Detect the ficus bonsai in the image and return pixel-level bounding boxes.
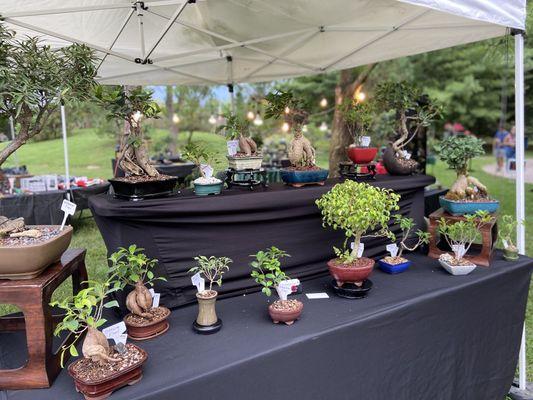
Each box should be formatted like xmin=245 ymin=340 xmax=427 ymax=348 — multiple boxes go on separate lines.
xmin=389 ymin=214 xmax=430 ymax=259
xmin=338 ymin=98 xmax=375 ymax=146
xmin=181 ymin=142 xmax=217 ymax=179
xmin=217 ymin=113 xmax=259 ymax=156
xmin=250 ymin=246 xmax=290 ymax=297
xmin=0 ymin=23 xmax=97 ymax=166
xmin=188 ymin=255 xmax=232 ymax=296
xmin=498 ymin=215 xmax=523 ymax=260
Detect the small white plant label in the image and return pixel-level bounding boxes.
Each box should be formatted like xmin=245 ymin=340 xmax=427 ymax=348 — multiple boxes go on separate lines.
xmin=277 ymin=279 xmax=299 ymax=301
xmin=114 ymin=333 xmax=128 ymax=347
xmin=502 ymin=239 xmax=509 ymax=248
xmin=60 ymin=199 xmax=77 ymax=230
xmin=386 ymin=243 xmax=399 ymax=257
xmin=149 ymin=288 xmax=160 ymax=308
xmin=8 ymin=177 xmax=15 ymax=194
xmin=451 ymin=244 xmax=466 ymax=259
xmin=351 ymin=242 xmax=365 ymax=258
xmin=191 ymin=272 xmax=205 ymax=292
xmin=306 ymin=292 xmax=329 ymax=299
xmin=200 ymin=164 xmax=214 ymax=178
xmin=227 ymin=140 xmax=239 ymax=156
xmin=103 ymin=321 xmax=127 ymax=340
xmin=360 ymin=136 xmax=371 ymax=147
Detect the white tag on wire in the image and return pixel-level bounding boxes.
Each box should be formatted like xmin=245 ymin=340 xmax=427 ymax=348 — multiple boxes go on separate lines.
xmin=149 ymin=288 xmax=160 ymax=308
xmin=60 ymin=199 xmax=77 ymax=230
xmin=200 ymin=164 xmax=213 ymax=178
xmin=350 ymin=242 xmax=365 ymax=258
xmin=191 ymin=273 xmax=205 ymax=292
xmin=386 ymin=243 xmax=399 ymax=257
xmin=102 ymin=321 xmax=127 ymax=339
xmin=360 ymin=136 xmax=371 ymax=147
xmin=227 ymin=140 xmax=239 ymax=156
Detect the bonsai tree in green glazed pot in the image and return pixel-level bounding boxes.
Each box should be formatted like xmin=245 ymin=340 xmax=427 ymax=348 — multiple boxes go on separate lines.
xmin=188 ymin=255 xmax=232 ymax=334
xmin=182 ymin=142 xmax=223 ymax=196
xmin=250 ymin=247 xmax=303 ymax=325
xmin=316 ymin=181 xmax=399 ymax=295
xmin=498 ymin=215 xmax=522 ymax=261
xmin=109 ymin=245 xmax=169 ymax=341
xmin=218 ymin=112 xmax=262 ymax=170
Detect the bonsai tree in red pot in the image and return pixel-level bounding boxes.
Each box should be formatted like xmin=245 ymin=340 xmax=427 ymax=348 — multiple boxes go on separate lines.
xmin=51 ymin=279 xmax=148 ymax=399
xmin=338 ymin=98 xmax=377 ymax=164
xmin=250 ymin=247 xmax=303 ymax=325
xmin=109 ymin=245 xmax=170 ymax=341
xmin=316 ymin=181 xmax=400 ymax=297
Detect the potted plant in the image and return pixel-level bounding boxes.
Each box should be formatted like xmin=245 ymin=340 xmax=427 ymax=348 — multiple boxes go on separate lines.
xmin=316 ymin=181 xmax=400 ymax=297
xmin=378 ymin=214 xmax=430 ymax=274
xmin=188 ymin=255 xmax=232 ymax=334
xmin=375 ymin=81 xmax=441 ymax=175
xmin=338 ymin=98 xmax=378 ymax=164
xmin=264 ymin=90 xmax=328 ymax=187
xmin=250 ymin=247 xmax=303 ymax=325
xmin=94 ymin=86 xmax=178 ymax=200
xmin=51 ymin=279 xmax=147 ymax=399
xmin=218 ymin=113 xmax=263 ymax=170
xmin=182 ymin=142 xmax=224 ymax=196
xmin=0 ymin=216 xmax=73 ymax=279
xmin=436 ymin=135 xmax=499 ymax=215
xmin=498 ymin=215 xmax=521 ymax=261
xmin=437 ymin=210 xmax=492 ymax=275
xmin=109 ymin=245 xmax=170 ymax=341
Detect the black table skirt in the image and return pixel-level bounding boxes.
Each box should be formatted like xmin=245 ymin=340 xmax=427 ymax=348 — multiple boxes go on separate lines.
xmin=2 ymin=253 xmax=531 ymax=400
xmin=0 ymin=191 xmax=65 ymax=225
xmin=89 ymin=175 xmax=435 ymax=309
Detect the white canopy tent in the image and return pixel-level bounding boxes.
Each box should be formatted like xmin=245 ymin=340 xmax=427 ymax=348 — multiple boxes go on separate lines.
xmin=0 ymin=0 xmax=527 ymax=392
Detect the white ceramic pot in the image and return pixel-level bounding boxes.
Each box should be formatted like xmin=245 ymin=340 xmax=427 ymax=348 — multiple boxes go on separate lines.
xmin=227 ymin=155 xmax=263 ymax=170
xmin=438 ymin=258 xmax=477 ymax=276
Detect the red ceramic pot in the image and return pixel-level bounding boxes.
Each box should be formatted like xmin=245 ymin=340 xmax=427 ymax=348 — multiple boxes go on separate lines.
xmin=124 ymin=307 xmax=171 ymax=341
xmin=347 ymin=146 xmax=378 ymax=164
xmin=268 ymin=300 xmax=303 ymax=325
xmin=327 ymin=257 xmax=375 ymax=287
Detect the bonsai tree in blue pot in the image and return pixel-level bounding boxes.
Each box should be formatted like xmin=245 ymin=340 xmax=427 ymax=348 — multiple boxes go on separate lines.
xmin=436 ymin=136 xmax=499 ymax=215
xmin=379 ymin=214 xmax=430 ymax=274
xmin=264 ymin=90 xmax=328 ymax=187
xmin=182 ymin=142 xmax=223 ymax=196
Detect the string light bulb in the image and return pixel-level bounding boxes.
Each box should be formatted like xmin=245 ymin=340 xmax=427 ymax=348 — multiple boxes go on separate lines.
xmin=302 ymin=125 xmax=308 ymax=133
xmin=132 ymin=111 xmax=142 ymax=123
xmin=253 ymin=114 xmax=263 ymax=126
xmin=319 ymin=122 xmax=328 ymax=132
xmin=356 ymin=91 xmax=366 ymax=102
xmin=320 ymin=97 xmax=328 ymax=108
xmin=284 ymin=106 xmax=291 ymax=114
xmin=172 ymin=113 xmax=180 ymax=124
xmin=246 ymin=111 xmax=255 ymax=120
xmin=208 ymin=115 xmax=217 ymax=125
xmin=281 ymin=122 xmax=290 ymax=132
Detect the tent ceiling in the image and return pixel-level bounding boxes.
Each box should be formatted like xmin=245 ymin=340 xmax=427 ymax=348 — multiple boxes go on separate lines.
xmin=0 ymin=0 xmax=526 ymax=85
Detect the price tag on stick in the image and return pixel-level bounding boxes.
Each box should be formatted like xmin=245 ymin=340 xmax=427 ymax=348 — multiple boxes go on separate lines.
xmin=191 ymin=273 xmax=205 ymax=292
xmin=277 ymin=279 xmax=299 ymax=301
xmin=149 ymin=288 xmax=160 ymax=308
xmin=103 ymin=321 xmax=127 ymax=341
xmin=60 ymin=199 xmax=77 ymax=230
xmin=351 ymin=242 xmax=365 ymax=258
xmin=200 ymin=164 xmax=214 ymax=178
xmin=386 ymin=243 xmax=399 ymax=257
xmin=227 ymin=140 xmax=239 ymax=156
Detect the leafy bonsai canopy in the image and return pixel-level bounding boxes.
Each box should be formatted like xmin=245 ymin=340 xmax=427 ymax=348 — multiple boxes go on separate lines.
xmin=250 ymin=247 xmax=290 ymax=297
xmin=435 ymin=135 xmax=489 ymax=201
xmin=0 ymin=23 xmax=98 ymax=166
xmin=188 ymin=255 xmax=232 ymax=293
xmin=217 ymin=113 xmax=259 ymax=156
xmin=93 ymin=86 xmax=161 ymax=178
xmin=338 ymin=98 xmax=375 ymax=146
xmin=316 ymin=181 xmax=400 ymax=264
xmin=498 ymin=215 xmax=521 ymax=251
xmin=391 ymin=214 xmax=430 ymax=258
xmin=182 ymin=142 xmax=216 ymax=177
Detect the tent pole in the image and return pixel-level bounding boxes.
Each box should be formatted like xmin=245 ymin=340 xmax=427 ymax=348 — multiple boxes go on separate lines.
xmin=60 ymin=105 xmax=71 ymax=198
xmin=513 ymin=29 xmax=526 ymax=392
xmin=8 ymin=116 xmax=19 ymax=167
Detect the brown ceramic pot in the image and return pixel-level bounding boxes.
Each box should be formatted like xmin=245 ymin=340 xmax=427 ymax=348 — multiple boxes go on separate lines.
xmin=0 ymin=225 xmax=73 ymax=279
xmin=196 ymin=291 xmax=219 ymax=326
xmin=268 ymin=300 xmax=303 ymax=325
xmin=124 ymin=307 xmax=170 ymax=341
xmin=68 ymin=344 xmax=147 ymax=400
xmin=327 ymin=257 xmax=375 ymax=287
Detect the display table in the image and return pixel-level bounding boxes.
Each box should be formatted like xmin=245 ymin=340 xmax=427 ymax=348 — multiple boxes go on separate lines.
xmin=90 ymin=175 xmax=435 ymax=308
xmin=1 ymin=253 xmax=531 ymax=400
xmin=0 ymin=191 xmax=65 ymax=225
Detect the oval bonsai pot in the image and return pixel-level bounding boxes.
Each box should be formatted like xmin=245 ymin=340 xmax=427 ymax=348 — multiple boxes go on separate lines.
xmin=109 ymin=176 xmax=178 ymax=201
xmin=268 ymin=300 xmax=303 ymax=325
xmin=382 ymin=146 xmax=418 ymax=175
xmin=68 ymin=344 xmax=147 ymax=400
xmin=439 ymin=196 xmax=499 ymax=216
xmin=0 ymin=225 xmax=73 ymax=279
xmin=347 ymin=146 xmax=378 ymax=164
xmin=124 ymin=307 xmax=171 ymax=341
xmin=438 ymin=258 xmax=477 ymax=276
xmin=503 ymin=247 xmax=519 ymax=261
xmin=227 ymin=155 xmax=263 ymax=170
xmin=193 ymin=181 xmax=223 ymax=196
xmin=327 ymin=257 xmax=375 ymax=287
xmin=378 ymin=258 xmax=412 ymax=274
xmin=280 ymin=168 xmax=328 ymax=187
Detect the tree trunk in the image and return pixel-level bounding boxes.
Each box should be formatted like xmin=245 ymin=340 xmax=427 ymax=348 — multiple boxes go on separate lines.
xmin=166 ymin=85 xmax=178 ymax=155
xmin=328 ymin=64 xmax=377 ymax=176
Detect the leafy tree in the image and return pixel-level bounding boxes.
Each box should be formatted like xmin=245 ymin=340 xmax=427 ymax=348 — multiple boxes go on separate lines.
xmin=250 ymin=247 xmax=290 ymax=297
xmin=188 ymin=256 xmax=232 ymax=292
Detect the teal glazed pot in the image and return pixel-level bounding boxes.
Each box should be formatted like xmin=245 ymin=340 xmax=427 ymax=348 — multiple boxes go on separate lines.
xmin=439 ymin=196 xmax=499 ymax=216
xmin=280 ymin=168 xmax=329 ymax=187
xmin=194 ymin=182 xmax=223 ymax=196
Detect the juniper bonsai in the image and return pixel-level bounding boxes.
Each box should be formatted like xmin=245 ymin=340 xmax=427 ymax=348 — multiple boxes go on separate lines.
xmin=217 ymin=113 xmax=258 ymax=156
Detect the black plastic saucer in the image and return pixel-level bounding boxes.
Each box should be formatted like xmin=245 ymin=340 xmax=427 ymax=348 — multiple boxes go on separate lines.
xmin=331 ymin=279 xmax=373 ymax=299
xmin=193 ymin=318 xmax=222 ymax=335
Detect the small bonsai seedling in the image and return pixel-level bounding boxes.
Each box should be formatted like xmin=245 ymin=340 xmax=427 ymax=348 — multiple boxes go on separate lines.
xmin=498 ymin=215 xmax=522 ymax=261
xmin=182 ymin=142 xmax=222 ymax=186
xmin=382 ymin=215 xmax=430 ymax=266
xmin=338 ymin=98 xmax=375 ymax=147
xmin=217 ymin=113 xmax=259 ymax=157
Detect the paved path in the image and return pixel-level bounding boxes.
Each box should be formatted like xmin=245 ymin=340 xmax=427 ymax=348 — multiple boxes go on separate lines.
xmin=482 ymin=159 xmax=533 ymax=184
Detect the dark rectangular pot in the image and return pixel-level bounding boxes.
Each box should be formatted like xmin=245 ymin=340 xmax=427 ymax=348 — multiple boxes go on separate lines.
xmin=109 ymin=177 xmax=178 ymax=201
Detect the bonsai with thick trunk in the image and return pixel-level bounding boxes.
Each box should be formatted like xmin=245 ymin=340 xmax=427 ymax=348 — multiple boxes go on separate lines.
xmin=217 ymin=113 xmax=259 ymax=156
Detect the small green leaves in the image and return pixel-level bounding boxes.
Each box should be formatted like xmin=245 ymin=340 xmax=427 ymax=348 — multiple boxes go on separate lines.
xmin=108 ymin=245 xmax=160 ymax=288
xmin=69 ymin=345 xmax=79 ymax=357
xmin=103 ymin=300 xmax=119 ymax=309
xmin=436 ymin=135 xmax=485 ymax=173
xmin=188 ymin=255 xmax=232 ymax=291
xmin=250 ymin=247 xmax=290 ymax=297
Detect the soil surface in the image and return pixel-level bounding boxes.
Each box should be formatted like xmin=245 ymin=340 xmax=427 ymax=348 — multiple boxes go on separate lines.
xmin=125 ymin=307 xmax=169 ymax=326
xmin=331 ymin=257 xmax=374 ymax=269
xmin=197 ymin=290 xmax=217 ymax=299
xmin=0 ymin=226 xmax=60 ymax=247
xmin=382 ymin=256 xmax=409 ymax=265
xmin=113 ymin=174 xmax=174 ymax=183
xmin=71 ymin=344 xmax=144 ymax=383
xmin=285 ymin=165 xmax=323 ymax=172
xmin=271 ymin=299 xmax=301 ymax=312
xmin=440 ymin=254 xmax=474 ymax=266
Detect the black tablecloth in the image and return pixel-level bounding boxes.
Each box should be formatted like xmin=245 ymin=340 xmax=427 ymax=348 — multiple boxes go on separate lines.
xmin=2 ymin=253 xmax=531 ymax=400
xmin=90 ymin=175 xmax=435 ymax=309
xmin=0 ymin=191 xmax=64 ymax=224
xmin=69 ymin=183 xmax=110 ymax=211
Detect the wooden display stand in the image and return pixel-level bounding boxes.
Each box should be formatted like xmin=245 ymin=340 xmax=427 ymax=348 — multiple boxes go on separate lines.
xmin=0 ymin=248 xmax=88 ymax=389
xmin=428 ymin=208 xmax=497 ymax=267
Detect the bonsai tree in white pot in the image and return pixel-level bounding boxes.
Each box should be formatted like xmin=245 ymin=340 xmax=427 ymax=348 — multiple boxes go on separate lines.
xmin=218 ymin=112 xmax=262 ymax=169
xmin=188 ymin=255 xmax=232 ymax=333
xmin=182 ymin=142 xmax=223 ymax=196
xmin=498 ymin=215 xmax=522 ymax=261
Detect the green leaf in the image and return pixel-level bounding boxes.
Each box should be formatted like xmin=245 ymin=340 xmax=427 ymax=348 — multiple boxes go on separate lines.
xmin=69 ymin=346 xmax=78 ymax=357
xmin=103 ymin=300 xmax=119 ymax=309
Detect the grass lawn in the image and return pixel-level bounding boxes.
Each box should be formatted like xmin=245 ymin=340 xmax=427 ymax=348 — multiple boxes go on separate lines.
xmin=1 ymin=129 xmax=532 ymax=382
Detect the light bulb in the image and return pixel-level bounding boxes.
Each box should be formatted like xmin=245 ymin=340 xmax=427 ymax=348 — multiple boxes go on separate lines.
xmin=319 ymin=122 xmax=328 ymax=132
xmin=284 ymin=106 xmax=290 ymax=114
xmin=319 ymin=97 xmax=328 ymax=108
xmin=302 ymin=125 xmax=308 ymax=133
xmin=172 ymin=113 xmax=180 ymax=124
xmin=356 ymin=91 xmax=366 ymax=102
xmin=132 ymin=111 xmax=142 ymax=123
xmin=246 ymin=111 xmax=255 ymax=120
xmin=281 ymin=122 xmax=290 ymax=132
xmin=253 ymin=115 xmax=263 ymax=126
xmin=208 ymin=115 xmax=217 ymax=125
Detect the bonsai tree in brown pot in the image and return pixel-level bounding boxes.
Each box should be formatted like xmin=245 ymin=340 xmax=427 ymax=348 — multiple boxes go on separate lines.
xmin=316 ymin=181 xmax=400 ymax=298
xmin=188 ymin=255 xmax=232 ymax=334
xmin=51 ymin=279 xmax=148 ymax=399
xmin=109 ymin=245 xmax=170 ymax=341
xmin=250 ymin=247 xmax=303 ymax=325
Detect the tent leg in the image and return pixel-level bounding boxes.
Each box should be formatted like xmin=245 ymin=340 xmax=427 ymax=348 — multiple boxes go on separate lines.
xmin=61 ymin=105 xmax=71 ymax=199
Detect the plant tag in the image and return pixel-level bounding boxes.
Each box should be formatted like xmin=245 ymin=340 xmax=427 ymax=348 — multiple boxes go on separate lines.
xmin=227 ymin=140 xmax=239 ymax=156
xmin=8 ymin=177 xmax=15 ymax=194
xmin=149 ymin=289 xmax=160 ymax=308
xmin=360 ymin=136 xmax=371 ymax=147
xmin=502 ymin=239 xmax=509 ymax=248
xmin=113 ymin=334 xmax=128 ymax=347
xmin=306 ymin=292 xmax=329 ymax=299
xmin=200 ymin=164 xmax=213 ymax=178
xmin=114 ymin=341 xmax=127 ymax=354
xmin=102 ymin=321 xmax=127 ymax=339
xmin=191 ymin=272 xmax=205 ymax=292
xmin=277 ymin=279 xmax=299 ymax=301
xmin=350 ymin=242 xmax=365 ymax=258
xmin=60 ymin=199 xmax=77 ymax=230
xmin=386 ymin=243 xmax=399 ymax=257
xmin=451 ymin=244 xmax=466 ymax=259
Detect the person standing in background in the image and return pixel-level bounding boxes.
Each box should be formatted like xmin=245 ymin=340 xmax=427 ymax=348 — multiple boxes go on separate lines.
xmin=493 ymin=124 xmax=509 ymax=172
xmin=503 ymin=126 xmax=516 ymax=161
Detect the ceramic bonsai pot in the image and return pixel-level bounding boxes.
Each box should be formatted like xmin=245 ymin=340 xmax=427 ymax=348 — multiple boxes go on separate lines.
xmin=68 ymin=344 xmax=147 ymax=400
xmin=124 ymin=306 xmax=171 ymax=341
xmin=378 ymin=258 xmax=412 ymax=274
xmin=438 ymin=257 xmax=477 ymax=276
xmin=439 ymin=196 xmax=499 ymax=216
xmin=347 ymin=146 xmax=378 ymax=164
xmin=382 ymin=145 xmax=418 ymax=175
xmin=0 ymin=225 xmax=73 ymax=279
xmin=268 ymin=299 xmax=303 ymax=325
xmin=193 ymin=291 xmax=222 ymax=334
xmin=280 ymin=168 xmax=329 ymax=187
xmin=503 ymin=247 xmax=519 ymax=261
xmin=227 ymin=155 xmax=263 ymax=170
xmin=327 ymin=257 xmax=375 ymax=287
xmin=109 ymin=176 xmax=178 ymax=201
xmin=193 ymin=182 xmax=223 ymax=196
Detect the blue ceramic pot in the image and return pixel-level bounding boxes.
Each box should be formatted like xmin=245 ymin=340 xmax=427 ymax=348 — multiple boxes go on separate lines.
xmin=194 ymin=182 xmax=223 ymax=196
xmin=378 ymin=259 xmax=412 ymax=274
xmin=280 ymin=168 xmax=329 ymax=186
xmin=439 ymin=196 xmax=499 ymax=216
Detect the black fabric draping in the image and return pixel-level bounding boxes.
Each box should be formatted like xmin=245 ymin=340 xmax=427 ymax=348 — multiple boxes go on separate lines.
xmin=90 ymin=175 xmax=435 ymax=309
xmin=69 ymin=183 xmax=110 ymax=211
xmin=2 ymin=253 xmax=531 ymax=400
xmin=0 ymin=191 xmax=64 ymax=224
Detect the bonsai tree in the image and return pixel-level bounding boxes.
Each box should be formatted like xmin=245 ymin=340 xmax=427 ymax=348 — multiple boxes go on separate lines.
xmin=316 ymin=181 xmax=400 ymax=264
xmin=182 ymin=142 xmax=217 ymax=179
xmin=93 ymin=86 xmax=161 ymax=178
xmin=436 ymin=135 xmax=488 ymax=201
xmin=389 ymin=215 xmax=430 ymax=259
xmin=188 ymin=255 xmax=232 ymax=295
xmin=338 ymin=98 xmax=375 ymax=146
xmin=498 ymin=215 xmax=522 ymax=260
xmin=217 ymin=113 xmax=258 ymax=156
xmin=0 ymin=23 xmax=97 ymax=166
